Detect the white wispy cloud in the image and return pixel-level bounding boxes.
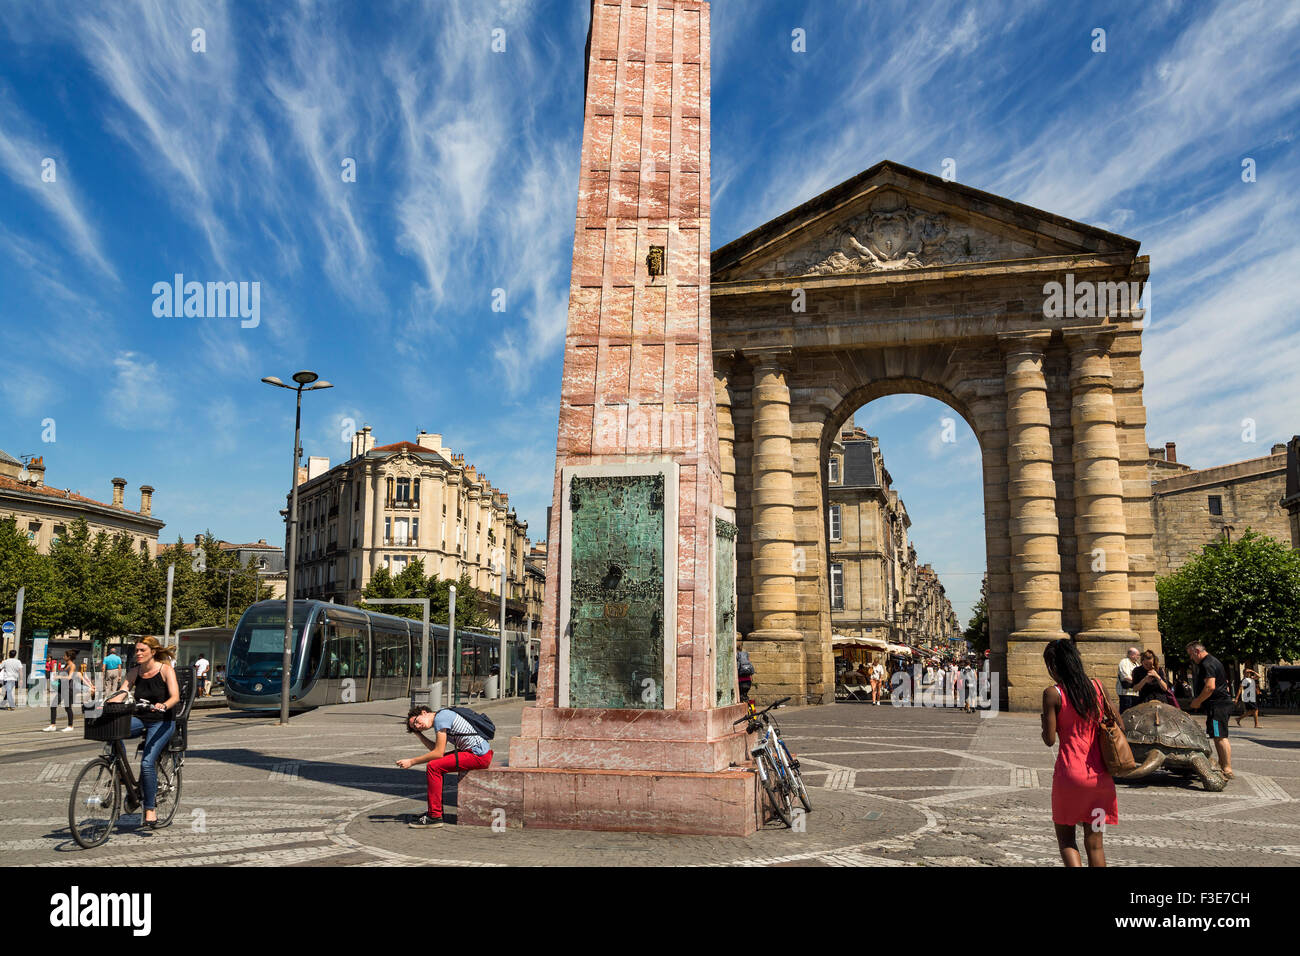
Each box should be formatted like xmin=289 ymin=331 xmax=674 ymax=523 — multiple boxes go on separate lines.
xmin=0 ymin=91 xmax=116 ymax=278
xmin=106 ymin=351 xmax=176 ymax=429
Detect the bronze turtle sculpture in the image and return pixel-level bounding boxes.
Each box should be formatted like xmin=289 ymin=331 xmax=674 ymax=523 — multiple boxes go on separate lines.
xmin=1118 ymin=700 xmax=1227 ymax=792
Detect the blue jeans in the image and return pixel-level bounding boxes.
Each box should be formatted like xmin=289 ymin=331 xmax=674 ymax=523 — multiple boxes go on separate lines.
xmin=129 ymin=717 xmax=176 ymax=810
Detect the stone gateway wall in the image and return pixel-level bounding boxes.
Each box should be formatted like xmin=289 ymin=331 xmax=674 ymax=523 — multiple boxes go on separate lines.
xmin=710 ymin=161 xmax=1161 ymax=712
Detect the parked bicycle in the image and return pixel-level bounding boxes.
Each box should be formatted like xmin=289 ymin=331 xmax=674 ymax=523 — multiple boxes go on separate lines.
xmin=734 ymin=696 xmax=812 ymax=827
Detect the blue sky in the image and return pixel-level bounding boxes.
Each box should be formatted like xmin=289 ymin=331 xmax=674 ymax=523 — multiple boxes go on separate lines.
xmin=1 ymin=0 xmax=1297 ymax=626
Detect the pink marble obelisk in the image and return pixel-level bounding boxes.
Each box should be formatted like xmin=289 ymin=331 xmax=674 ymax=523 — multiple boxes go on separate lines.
xmin=459 ymin=0 xmax=757 ymax=836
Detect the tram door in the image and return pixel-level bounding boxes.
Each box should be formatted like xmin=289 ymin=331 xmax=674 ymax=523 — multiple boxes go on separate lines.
xmin=323 ymin=616 xmax=368 ymax=704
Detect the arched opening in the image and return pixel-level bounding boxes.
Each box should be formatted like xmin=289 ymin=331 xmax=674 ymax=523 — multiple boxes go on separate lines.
xmin=821 ymin=388 xmax=990 ymax=707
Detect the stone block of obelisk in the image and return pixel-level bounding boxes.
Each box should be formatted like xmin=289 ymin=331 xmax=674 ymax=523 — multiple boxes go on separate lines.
xmin=457 ymin=0 xmax=757 ymax=835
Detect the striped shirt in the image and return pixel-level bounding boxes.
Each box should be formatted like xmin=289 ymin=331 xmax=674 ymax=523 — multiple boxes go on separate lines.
xmin=432 ymin=709 xmax=490 ymax=756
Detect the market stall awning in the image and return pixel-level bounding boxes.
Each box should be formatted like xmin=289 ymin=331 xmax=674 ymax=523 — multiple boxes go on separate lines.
xmin=886 ymin=643 xmax=913 ymax=657
xmin=832 ymin=635 xmax=887 ymax=649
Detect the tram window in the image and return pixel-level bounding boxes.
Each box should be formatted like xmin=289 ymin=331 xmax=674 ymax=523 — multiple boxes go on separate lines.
xmin=325 ymin=625 xmax=341 ymax=679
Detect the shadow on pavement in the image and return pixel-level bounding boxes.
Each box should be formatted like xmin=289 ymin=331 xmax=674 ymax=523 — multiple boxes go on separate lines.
xmin=194 ymin=747 xmax=452 ymax=802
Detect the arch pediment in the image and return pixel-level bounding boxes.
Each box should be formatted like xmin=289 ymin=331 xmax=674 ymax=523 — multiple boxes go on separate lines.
xmin=711 ymin=161 xmax=1140 ymax=284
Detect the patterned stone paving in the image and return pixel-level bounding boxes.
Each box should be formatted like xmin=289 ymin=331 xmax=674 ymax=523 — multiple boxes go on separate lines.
xmin=1 ymin=698 xmax=1295 ymax=866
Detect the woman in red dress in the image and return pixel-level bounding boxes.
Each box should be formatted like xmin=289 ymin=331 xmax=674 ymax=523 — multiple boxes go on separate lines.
xmin=1041 ymin=639 xmax=1117 ymax=866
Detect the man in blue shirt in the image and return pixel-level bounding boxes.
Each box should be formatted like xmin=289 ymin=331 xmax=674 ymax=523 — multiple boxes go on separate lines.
xmin=101 ymin=647 xmax=124 ymax=699
xmin=397 ymin=705 xmax=494 ymax=828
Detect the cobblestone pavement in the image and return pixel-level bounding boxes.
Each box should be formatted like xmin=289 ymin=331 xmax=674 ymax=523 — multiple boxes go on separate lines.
xmin=2 ymin=696 xmax=1296 ymax=866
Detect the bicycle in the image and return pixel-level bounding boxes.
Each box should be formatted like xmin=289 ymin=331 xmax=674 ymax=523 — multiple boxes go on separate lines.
xmin=734 ymin=696 xmax=812 ymax=827
xmin=68 ymin=701 xmax=186 ymax=849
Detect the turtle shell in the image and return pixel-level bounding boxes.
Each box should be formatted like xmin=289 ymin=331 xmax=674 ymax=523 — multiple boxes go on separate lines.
xmin=1122 ymin=700 xmax=1212 ymax=755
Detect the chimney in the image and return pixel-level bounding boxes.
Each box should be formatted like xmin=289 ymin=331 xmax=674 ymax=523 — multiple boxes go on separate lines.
xmin=1165 ymin=442 xmax=1177 ymax=463
xmin=307 ymin=456 xmax=330 ymax=481
xmin=140 ymin=485 xmax=154 ymax=516
xmin=258 ymin=538 xmax=267 ymax=545
xmin=360 ymin=425 xmax=375 ymax=455
xmin=27 ymin=456 xmax=45 ymax=486
xmin=296 ymin=465 xmax=308 ymax=486
xmin=1271 ymin=443 xmax=1286 ymax=455
xmin=111 ymin=477 xmax=126 ymax=508
xmin=416 ymin=431 xmax=442 ymax=452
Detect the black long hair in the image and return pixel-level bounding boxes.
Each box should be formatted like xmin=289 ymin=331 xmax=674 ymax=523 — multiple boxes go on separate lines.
xmin=1043 ymin=639 xmax=1098 ymax=719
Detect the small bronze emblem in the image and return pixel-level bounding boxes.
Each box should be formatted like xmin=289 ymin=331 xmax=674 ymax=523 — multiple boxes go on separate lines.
xmin=646 ymin=245 xmax=665 ymax=279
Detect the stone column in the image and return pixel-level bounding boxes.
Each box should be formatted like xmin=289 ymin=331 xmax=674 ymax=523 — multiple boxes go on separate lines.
xmin=715 ymin=350 xmax=737 ymax=512
xmin=1065 ymin=326 xmax=1140 ymax=679
xmin=748 ymin=350 xmax=801 ymax=642
xmin=745 ymin=349 xmax=804 ymax=701
xmin=1000 ymin=331 xmax=1068 ymax=709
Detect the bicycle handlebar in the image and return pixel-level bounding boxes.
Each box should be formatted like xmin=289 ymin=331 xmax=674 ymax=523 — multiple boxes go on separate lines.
xmin=732 ymin=696 xmax=792 ymax=726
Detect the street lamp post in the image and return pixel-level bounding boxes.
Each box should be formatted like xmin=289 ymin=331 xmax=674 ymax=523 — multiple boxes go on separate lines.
xmin=262 ymin=371 xmax=333 ymax=726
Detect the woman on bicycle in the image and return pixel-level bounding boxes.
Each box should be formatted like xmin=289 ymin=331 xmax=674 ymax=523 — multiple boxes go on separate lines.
xmin=106 ymin=636 xmax=179 ymax=830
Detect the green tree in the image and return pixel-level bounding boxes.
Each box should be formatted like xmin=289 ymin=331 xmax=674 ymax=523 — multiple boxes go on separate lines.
xmin=49 ymin=518 xmax=95 ymax=637
xmin=1157 ymin=530 xmax=1300 ymax=673
xmin=85 ymin=530 xmax=144 ymax=640
xmin=963 ymin=575 xmax=989 ymax=655
xmin=453 ymin=571 xmax=490 ymax=630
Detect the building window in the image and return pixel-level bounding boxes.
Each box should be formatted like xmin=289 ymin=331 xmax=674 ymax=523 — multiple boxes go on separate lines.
xmin=830 ymin=563 xmax=844 ymax=610
xmin=829 ymin=505 xmax=842 ymax=542
xmin=1208 ymin=495 xmax=1222 ymax=516
xmin=396 ymin=477 xmax=412 ymax=503
xmin=384 ymin=516 xmax=391 ymax=543
xmin=828 ymin=457 xmax=840 ymax=484
xmin=412 ymin=518 xmax=419 ymax=545
xmin=393 ymin=518 xmax=409 ymax=545
xmin=413 ymin=477 xmax=420 ymax=503
xmin=52 ymin=524 xmax=65 ymax=544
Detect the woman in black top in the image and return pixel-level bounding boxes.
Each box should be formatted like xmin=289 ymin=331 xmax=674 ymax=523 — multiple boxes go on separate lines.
xmin=1131 ymin=649 xmax=1172 ymax=706
xmin=108 ymin=636 xmax=180 ymax=829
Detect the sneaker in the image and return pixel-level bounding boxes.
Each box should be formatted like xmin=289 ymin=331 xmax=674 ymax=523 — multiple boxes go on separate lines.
xmin=61 ymin=725 xmax=75 ymax=732
xmin=42 ymin=725 xmax=57 ymax=732
xmin=408 ymin=813 xmax=444 ymax=829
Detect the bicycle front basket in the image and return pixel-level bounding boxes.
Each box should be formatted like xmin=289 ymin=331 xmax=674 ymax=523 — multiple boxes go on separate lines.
xmin=84 ymin=702 xmax=135 ymax=741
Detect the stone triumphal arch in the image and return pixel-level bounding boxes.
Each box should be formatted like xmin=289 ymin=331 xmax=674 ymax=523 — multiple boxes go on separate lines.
xmin=711 ymin=161 xmax=1158 ymax=712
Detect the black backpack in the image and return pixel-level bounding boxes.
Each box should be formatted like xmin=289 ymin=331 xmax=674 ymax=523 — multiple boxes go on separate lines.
xmin=445 ymin=706 xmax=496 ymax=741
xmin=737 ymin=650 xmax=755 ymax=678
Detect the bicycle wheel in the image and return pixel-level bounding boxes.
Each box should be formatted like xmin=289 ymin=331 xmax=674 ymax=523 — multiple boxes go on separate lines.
xmin=68 ymin=757 xmax=120 ymax=849
xmin=153 ymin=752 xmax=183 ymax=828
xmin=756 ymin=751 xmax=793 ymax=827
xmin=778 ymin=739 xmax=813 ymax=814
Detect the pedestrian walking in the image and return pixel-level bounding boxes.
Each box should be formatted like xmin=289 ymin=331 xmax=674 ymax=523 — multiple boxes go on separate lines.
xmin=1235 ymin=669 xmax=1260 ymax=728
xmin=737 ymin=647 xmax=755 ymax=701
xmin=870 ymin=660 xmax=884 ymax=705
xmin=1186 ymin=642 xmax=1234 ymax=779
xmin=1041 ymin=638 xmax=1116 ymax=867
xmin=194 ymin=654 xmax=209 ymax=698
xmin=961 ymin=662 xmax=977 ymax=712
xmin=0 ymin=650 xmax=23 ymax=709
xmin=101 ymin=646 xmax=124 ymax=700
xmin=398 ymin=705 xmax=494 ymax=828
xmin=1116 ymin=646 xmax=1140 ymax=713
xmin=44 ymin=650 xmax=94 ymax=732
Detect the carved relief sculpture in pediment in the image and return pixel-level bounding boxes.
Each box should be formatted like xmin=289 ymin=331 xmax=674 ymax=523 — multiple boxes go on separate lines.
xmin=773 ymin=192 xmax=1029 ymax=278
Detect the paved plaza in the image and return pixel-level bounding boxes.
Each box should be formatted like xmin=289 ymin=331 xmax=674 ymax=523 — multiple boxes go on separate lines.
xmin=2 ymin=697 xmax=1297 ymax=867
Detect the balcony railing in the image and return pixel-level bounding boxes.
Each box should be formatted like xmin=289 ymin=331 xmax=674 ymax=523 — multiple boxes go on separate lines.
xmin=385 ymin=498 xmax=420 ymax=509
